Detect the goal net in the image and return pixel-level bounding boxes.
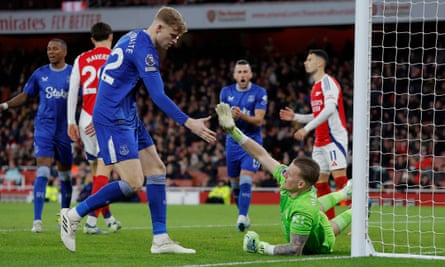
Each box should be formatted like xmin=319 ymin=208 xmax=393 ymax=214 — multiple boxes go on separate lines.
xmin=351 ymin=0 xmax=445 ymax=259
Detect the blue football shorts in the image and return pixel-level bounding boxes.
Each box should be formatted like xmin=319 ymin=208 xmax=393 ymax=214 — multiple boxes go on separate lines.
xmin=94 ymin=118 xmax=154 ymax=165
xmin=34 ymin=135 xmax=73 ymax=166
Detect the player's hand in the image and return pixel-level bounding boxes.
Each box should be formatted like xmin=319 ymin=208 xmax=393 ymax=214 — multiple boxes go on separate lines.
xmin=294 ymin=128 xmax=307 ymax=141
xmin=184 ymin=116 xmax=216 ymax=144
xmin=258 ymin=241 xmax=272 ymax=255
xmin=243 ymin=230 xmax=260 ymax=253
xmin=231 ymin=106 xmax=242 ymax=120
xmin=279 ymin=107 xmax=295 ymax=121
xmin=67 ymin=123 xmax=80 ymax=142
xmin=84 ymin=122 xmax=96 ymax=137
xmin=215 ymin=103 xmax=235 ymax=130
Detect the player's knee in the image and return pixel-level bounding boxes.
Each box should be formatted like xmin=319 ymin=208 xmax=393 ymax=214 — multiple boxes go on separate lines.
xmin=156 ymin=163 xmax=166 ymax=174
xmin=36 ymin=166 xmax=50 ymax=178
xmin=117 ymin=180 xmax=138 ymax=197
xmin=240 ymin=175 xmax=252 ymax=185
xmin=145 ymin=174 xmax=166 ymax=186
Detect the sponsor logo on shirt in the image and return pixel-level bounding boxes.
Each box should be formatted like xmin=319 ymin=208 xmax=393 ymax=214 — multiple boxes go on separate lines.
xmin=45 ymin=87 xmax=68 ymax=99
xmin=228 ymin=96 xmax=235 ymax=102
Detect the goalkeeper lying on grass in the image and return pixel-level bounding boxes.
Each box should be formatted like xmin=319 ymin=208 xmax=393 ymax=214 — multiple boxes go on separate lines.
xmin=215 ymin=103 xmax=352 ymax=256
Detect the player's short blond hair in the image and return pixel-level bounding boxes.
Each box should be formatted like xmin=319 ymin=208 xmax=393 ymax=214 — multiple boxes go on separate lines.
xmin=291 ymin=157 xmax=320 ymax=186
xmin=155 ymin=6 xmax=187 ymax=35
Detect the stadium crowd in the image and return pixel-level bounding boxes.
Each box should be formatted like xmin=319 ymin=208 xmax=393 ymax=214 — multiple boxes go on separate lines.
xmin=0 ymin=29 xmax=444 ymax=191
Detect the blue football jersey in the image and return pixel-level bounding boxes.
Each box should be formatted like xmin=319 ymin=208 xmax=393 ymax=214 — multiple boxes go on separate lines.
xmin=23 ymin=64 xmax=72 ymax=138
xmin=220 ymin=83 xmax=268 ymax=136
xmin=93 ymin=29 xmax=188 ymax=126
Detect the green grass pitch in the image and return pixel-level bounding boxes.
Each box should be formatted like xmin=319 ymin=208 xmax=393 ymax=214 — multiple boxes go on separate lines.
xmin=0 ymin=202 xmax=444 ymax=267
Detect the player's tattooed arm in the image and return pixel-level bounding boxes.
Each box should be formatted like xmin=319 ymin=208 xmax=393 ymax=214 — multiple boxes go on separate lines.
xmin=273 ymin=233 xmax=308 ymax=256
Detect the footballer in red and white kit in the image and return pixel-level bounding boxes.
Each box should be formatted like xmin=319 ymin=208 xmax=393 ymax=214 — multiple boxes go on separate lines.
xmin=308 ymin=73 xmax=348 ymax=173
xmin=67 ymin=22 xmax=121 ymax=234
xmin=279 ymin=49 xmax=350 ymax=220
xmin=68 ymin=46 xmax=111 ymax=156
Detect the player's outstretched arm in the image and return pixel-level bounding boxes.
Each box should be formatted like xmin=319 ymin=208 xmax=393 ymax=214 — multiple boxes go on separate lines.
xmin=279 ymin=107 xmax=295 ymax=121
xmin=270 ymin=233 xmax=308 ymax=256
xmin=184 ymin=116 xmax=216 ymax=144
xmin=0 ymin=92 xmax=28 ymax=111
xmin=215 ymin=103 xmax=279 ymax=173
xmin=243 ymin=231 xmax=308 ymax=256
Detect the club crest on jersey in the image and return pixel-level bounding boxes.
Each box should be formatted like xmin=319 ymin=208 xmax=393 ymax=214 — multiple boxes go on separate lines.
xmin=119 ymin=144 xmax=130 ymax=156
xmin=248 ymin=95 xmax=255 ymax=103
xmin=145 ymin=54 xmax=156 ymax=72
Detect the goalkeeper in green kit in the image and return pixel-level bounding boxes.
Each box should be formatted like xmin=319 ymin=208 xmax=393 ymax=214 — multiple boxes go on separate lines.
xmin=215 ymin=103 xmax=353 ymax=256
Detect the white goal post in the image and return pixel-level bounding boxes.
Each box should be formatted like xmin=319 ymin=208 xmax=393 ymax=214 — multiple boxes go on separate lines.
xmin=352 ymin=0 xmax=445 ymax=259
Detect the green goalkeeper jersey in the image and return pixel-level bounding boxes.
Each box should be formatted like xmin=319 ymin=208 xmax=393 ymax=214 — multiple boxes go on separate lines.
xmin=273 ymin=164 xmax=336 ymax=254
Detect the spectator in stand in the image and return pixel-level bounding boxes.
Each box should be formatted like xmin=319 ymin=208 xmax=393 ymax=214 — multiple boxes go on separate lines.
xmin=5 ymin=158 xmax=23 ymax=186
xmin=280 ymin=49 xmax=349 ymax=220
xmin=206 ymin=179 xmax=231 ymax=205
xmin=0 ymin=39 xmax=73 ymax=233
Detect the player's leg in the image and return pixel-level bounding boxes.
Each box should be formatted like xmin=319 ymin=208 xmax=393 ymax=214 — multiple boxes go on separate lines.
xmin=61 ymin=158 xmax=141 ymax=251
xmin=332 ymin=168 xmax=350 ymax=206
xmin=318 ymin=179 xmax=352 ymax=212
xmin=56 ymin=163 xmax=73 ymax=209
xmin=95 ymin=160 xmax=121 ymax=232
xmin=328 ymin=141 xmax=349 ymax=206
xmin=79 ymin=114 xmax=105 ymax=233
xmin=330 ymin=209 xmax=352 ymax=236
xmin=83 ymin=158 xmax=100 ymax=232
xmin=82 ymin=159 xmax=106 ymax=234
xmin=79 ymin=115 xmax=121 ymax=233
xmin=60 ymin=123 xmax=141 ymax=251
xmin=137 ymin=122 xmax=195 ymax=254
xmin=32 ymin=156 xmax=52 ymax=233
xmin=225 ymin=140 xmax=241 ymax=208
xmin=54 ymin=135 xmax=74 ymax=210
xmin=32 ymin=135 xmax=60 ymax=233
xmin=313 ymin=146 xmax=335 ymax=219
xmin=230 ymin=178 xmax=240 ymax=208
xmin=237 ymin=154 xmax=260 ymax=232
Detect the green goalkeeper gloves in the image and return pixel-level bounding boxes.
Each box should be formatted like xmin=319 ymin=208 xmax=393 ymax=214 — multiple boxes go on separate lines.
xmin=243 ymin=231 xmax=260 ymax=253
xmin=215 ymin=103 xmax=235 ymax=130
xmin=258 ymin=241 xmax=273 ymax=255
xmin=215 ymin=103 xmax=248 ymax=144
xmin=243 ymin=231 xmax=274 ymax=255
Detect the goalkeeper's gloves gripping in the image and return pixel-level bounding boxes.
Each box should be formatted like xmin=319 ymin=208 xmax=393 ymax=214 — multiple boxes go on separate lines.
xmin=258 ymin=241 xmax=275 ymax=255
xmin=243 ymin=231 xmax=275 ymax=255
xmin=215 ymin=103 xmax=248 ymax=144
xmin=243 ymin=231 xmax=260 ymax=253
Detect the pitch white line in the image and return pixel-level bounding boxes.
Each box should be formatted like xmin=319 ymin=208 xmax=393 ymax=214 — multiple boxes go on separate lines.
xmin=170 ymin=255 xmax=351 ymax=267
xmin=0 ymin=223 xmax=280 ymax=232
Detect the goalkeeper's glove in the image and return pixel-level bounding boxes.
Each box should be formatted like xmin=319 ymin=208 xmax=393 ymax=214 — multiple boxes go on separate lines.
xmin=258 ymin=241 xmax=275 ymax=255
xmin=215 ymin=103 xmax=248 ymax=144
xmin=243 ymin=231 xmax=260 ymax=253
